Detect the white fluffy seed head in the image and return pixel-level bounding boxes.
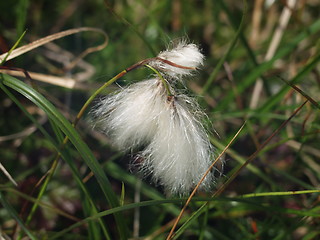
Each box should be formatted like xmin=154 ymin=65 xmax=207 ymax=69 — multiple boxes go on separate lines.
xmin=91 ymin=40 xmax=217 ymax=195
xmin=150 ymin=41 xmax=204 ymax=79
xmin=138 ymin=94 xmax=216 ymax=196
xmin=91 ymin=78 xmax=217 ymax=195
xmin=91 ymin=78 xmax=167 ymax=150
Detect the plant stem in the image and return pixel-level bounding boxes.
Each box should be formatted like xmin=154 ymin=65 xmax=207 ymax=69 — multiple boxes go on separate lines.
xmin=145 ymin=64 xmax=173 ymax=96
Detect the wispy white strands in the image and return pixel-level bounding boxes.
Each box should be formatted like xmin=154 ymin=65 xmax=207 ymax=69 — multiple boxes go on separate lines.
xmin=149 ymin=41 xmax=204 ymax=79
xmin=92 ymin=41 xmax=217 ymax=195
xmin=92 ymin=78 xmax=167 ymax=150
xmin=139 ymin=94 xmax=215 ymax=195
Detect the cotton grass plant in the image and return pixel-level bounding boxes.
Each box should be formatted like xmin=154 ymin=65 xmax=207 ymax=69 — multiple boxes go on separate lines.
xmin=1 ymin=1 xmax=320 ymax=239
xmin=92 ymin=42 xmax=219 ymax=195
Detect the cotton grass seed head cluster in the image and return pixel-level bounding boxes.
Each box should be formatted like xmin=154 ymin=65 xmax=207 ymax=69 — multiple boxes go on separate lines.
xmin=92 ymin=41 xmax=218 ymax=195
xmin=150 ymin=41 xmax=204 ymax=80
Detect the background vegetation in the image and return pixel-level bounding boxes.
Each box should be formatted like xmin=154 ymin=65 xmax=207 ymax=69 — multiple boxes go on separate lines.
xmin=0 ymin=0 xmax=319 ymax=239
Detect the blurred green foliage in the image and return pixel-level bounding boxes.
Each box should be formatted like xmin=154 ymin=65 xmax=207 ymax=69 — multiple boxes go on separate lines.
xmin=0 ymin=0 xmax=320 ymax=239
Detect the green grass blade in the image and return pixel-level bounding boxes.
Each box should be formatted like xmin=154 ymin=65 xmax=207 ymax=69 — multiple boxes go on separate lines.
xmin=52 ymin=191 xmax=320 ymax=239
xmin=83 ymin=197 xmax=102 ymax=240
xmin=0 ymin=73 xmax=128 ymax=239
xmin=0 ymin=191 xmax=37 ymax=240
xmin=0 ymin=30 xmax=27 ymax=65
xmin=49 ymin=118 xmax=110 ymax=239
xmin=15 ymin=0 xmax=29 ymax=36
xmin=0 ymin=78 xmax=111 ymax=239
xmin=241 ymin=189 xmax=320 ymax=198
xmin=51 ymin=198 xmax=186 ymax=239
xmin=210 ymin=136 xmax=275 ymax=186
xmin=198 ymin=204 xmax=209 ymax=240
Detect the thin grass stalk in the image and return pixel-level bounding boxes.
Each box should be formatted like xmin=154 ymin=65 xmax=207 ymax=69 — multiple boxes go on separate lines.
xmin=215 ymin=101 xmax=308 ymax=197
xmin=198 ymin=204 xmax=209 ymax=240
xmin=145 ymin=64 xmax=173 ymax=96
xmin=277 ymin=76 xmax=320 ymax=109
xmin=241 ymin=190 xmax=320 ymax=198
xmin=0 ymin=30 xmax=26 ymax=65
xmin=170 ymin=100 xmax=308 ymax=239
xmin=166 ymin=122 xmax=246 ymax=240
xmin=25 ymin=159 xmax=58 ymax=224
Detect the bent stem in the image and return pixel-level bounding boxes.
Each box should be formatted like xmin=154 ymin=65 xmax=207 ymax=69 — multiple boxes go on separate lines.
xmin=23 ymin=55 xmax=201 ymax=237
xmin=145 ymin=64 xmax=173 ymax=96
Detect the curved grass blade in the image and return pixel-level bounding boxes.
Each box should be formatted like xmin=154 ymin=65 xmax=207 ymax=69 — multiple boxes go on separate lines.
xmin=0 ymin=79 xmax=111 ymax=239
xmin=0 ymin=27 xmax=108 ymax=63
xmin=171 ymin=190 xmax=320 ymax=240
xmin=0 ymin=73 xmax=128 ymax=239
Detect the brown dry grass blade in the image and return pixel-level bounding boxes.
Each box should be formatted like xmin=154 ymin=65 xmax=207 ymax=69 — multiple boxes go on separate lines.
xmin=166 ymin=122 xmax=246 ymax=240
xmin=166 ymin=100 xmax=308 ymax=240
xmin=0 ymin=69 xmax=88 ymax=90
xmin=278 ymin=76 xmax=320 ymax=109
xmin=0 ymin=27 xmax=108 ymax=64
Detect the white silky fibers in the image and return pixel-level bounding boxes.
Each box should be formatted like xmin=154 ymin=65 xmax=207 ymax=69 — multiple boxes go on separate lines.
xmin=138 ymin=95 xmax=215 ymax=195
xmin=92 ymin=79 xmax=166 ymax=150
xmin=149 ymin=41 xmax=204 ymax=79
xmin=92 ymin=41 xmax=218 ymax=195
